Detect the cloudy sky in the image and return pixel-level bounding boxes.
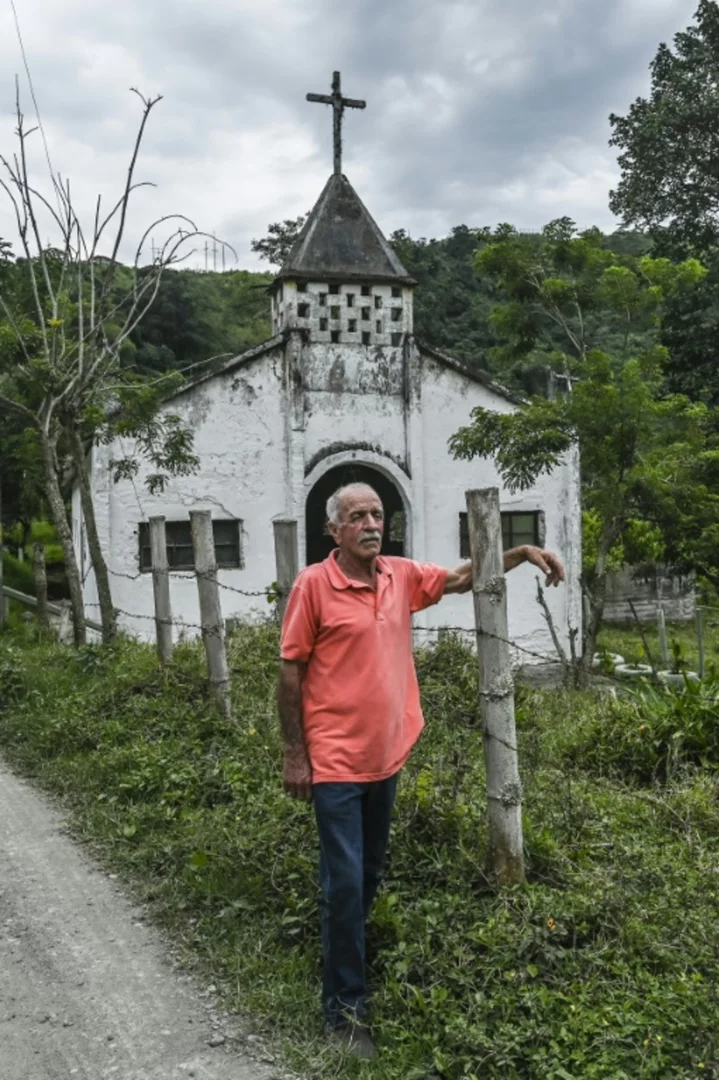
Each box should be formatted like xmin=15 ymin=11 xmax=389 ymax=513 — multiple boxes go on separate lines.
xmin=0 ymin=0 xmax=700 ymax=270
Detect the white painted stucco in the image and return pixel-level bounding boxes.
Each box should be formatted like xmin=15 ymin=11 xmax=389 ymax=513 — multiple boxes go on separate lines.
xmin=78 ymin=323 xmax=582 ymax=667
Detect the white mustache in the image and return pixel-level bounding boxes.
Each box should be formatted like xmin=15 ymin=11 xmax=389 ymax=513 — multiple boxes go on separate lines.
xmin=360 ymin=532 xmax=381 ymax=542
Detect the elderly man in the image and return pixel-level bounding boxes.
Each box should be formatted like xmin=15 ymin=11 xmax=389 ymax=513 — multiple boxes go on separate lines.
xmin=277 ymin=482 xmax=564 ymax=1059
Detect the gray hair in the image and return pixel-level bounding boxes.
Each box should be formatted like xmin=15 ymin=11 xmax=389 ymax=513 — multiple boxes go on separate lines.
xmin=326 ymin=483 xmax=381 ymax=525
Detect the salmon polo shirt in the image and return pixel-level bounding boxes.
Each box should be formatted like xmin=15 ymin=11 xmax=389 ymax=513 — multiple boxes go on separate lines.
xmin=280 ymin=550 xmax=448 ymax=783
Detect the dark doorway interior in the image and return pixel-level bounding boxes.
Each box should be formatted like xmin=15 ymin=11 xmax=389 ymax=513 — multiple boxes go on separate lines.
xmin=305 ymin=463 xmax=406 ymax=565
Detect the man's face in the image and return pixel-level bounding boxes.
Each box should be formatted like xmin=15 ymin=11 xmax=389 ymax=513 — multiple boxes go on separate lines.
xmin=328 ymin=487 xmax=384 ymax=563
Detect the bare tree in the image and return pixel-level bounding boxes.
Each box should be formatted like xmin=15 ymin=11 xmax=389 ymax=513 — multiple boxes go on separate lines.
xmin=0 ymin=86 xmax=219 ymax=644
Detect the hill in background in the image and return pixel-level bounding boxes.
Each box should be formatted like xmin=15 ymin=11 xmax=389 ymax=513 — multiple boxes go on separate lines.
xmin=136 ymin=228 xmax=651 ymax=396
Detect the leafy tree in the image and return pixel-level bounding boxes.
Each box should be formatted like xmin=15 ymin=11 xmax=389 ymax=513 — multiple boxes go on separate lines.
xmin=389 ymin=225 xmax=501 ymax=369
xmin=449 ymin=222 xmax=710 ymax=683
xmin=609 ymin=0 xmax=719 ymax=252
xmin=660 ymin=249 xmax=719 ymax=412
xmin=0 ymin=91 xmax=205 ymax=644
xmin=250 ymin=214 xmax=308 ymax=266
xmin=126 ymin=267 xmax=272 ymax=375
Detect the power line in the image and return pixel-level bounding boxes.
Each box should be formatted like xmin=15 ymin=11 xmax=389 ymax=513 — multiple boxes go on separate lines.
xmin=8 ymin=0 xmax=61 ymax=216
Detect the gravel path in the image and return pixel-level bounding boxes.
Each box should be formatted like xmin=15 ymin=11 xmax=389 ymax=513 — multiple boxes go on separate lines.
xmin=0 ymin=758 xmax=283 ymax=1080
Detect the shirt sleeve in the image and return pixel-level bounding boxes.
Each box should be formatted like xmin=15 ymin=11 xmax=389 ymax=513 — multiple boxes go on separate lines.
xmin=406 ymin=561 xmax=449 ymax=613
xmin=280 ymin=580 xmax=319 ymax=662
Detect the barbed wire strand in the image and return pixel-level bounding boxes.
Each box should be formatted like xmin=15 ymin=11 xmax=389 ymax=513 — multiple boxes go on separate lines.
xmin=78 ymin=602 xmax=666 ymax=691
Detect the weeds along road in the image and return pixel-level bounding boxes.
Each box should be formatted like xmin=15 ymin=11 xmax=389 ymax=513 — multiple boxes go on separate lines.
xmin=0 ymin=757 xmax=281 ymax=1080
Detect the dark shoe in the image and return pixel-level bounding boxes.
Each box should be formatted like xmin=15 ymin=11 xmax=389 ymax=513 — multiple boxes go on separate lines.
xmin=326 ymin=1020 xmax=377 ymax=1061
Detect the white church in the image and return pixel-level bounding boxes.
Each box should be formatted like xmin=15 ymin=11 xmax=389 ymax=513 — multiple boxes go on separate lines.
xmin=74 ymin=75 xmax=582 ymax=660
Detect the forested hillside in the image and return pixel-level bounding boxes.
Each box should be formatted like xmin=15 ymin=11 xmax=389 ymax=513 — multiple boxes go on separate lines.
xmin=94 ymin=225 xmax=653 ymax=389
xmin=124 ymin=267 xmax=274 ymax=375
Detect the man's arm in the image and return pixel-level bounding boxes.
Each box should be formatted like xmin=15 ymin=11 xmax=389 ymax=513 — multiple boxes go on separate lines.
xmin=443 ymin=545 xmax=566 ymax=595
xmin=277 ymin=660 xmax=313 ymax=803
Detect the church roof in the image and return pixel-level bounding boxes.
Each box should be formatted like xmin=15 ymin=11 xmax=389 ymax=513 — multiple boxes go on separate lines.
xmin=276 ymin=173 xmax=416 ymax=285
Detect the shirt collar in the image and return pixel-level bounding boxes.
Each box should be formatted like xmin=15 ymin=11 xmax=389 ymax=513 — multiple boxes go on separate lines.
xmin=324 ymin=548 xmax=393 ymax=590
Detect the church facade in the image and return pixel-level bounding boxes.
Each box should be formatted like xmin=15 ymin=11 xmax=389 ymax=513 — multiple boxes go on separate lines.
xmin=74 ymin=165 xmax=582 ymax=660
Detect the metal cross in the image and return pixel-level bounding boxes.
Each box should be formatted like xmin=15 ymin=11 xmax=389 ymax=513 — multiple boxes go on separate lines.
xmin=306 ymin=71 xmax=366 ymax=177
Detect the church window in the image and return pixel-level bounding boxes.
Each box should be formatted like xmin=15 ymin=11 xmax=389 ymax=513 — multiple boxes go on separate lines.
xmin=376 ymin=320 xmax=382 ymax=333
xmin=331 ymin=330 xmax=340 ymax=343
xmin=459 ymin=511 xmax=542 ymax=559
xmin=297 ymin=303 xmax=309 ymax=318
xmin=329 ymin=283 xmax=340 ymax=294
xmin=319 ymin=293 xmax=327 ymax=306
xmin=138 ymin=520 xmax=242 ymax=572
xmin=392 ymin=287 xmax=402 ymax=298
xmin=374 ymin=295 xmax=383 ymax=309
xmin=361 ymin=307 xmax=370 ymax=320
xmin=346 ymin=293 xmax=355 ymax=307
xmin=391 ymin=307 xmax=402 ymax=322
xmin=391 ymin=333 xmax=401 ymax=346
xmin=319 ymin=317 xmax=328 ymax=331
xmin=361 ymin=285 xmax=371 ymax=296
xmin=362 ymin=331 xmax=371 ymax=345
xmin=348 ymin=319 xmax=357 ymax=332
xmin=330 ymin=306 xmax=341 ymax=320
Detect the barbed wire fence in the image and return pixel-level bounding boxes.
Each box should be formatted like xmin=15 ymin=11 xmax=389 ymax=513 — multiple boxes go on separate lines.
xmin=15 ymin=503 xmax=714 ymax=726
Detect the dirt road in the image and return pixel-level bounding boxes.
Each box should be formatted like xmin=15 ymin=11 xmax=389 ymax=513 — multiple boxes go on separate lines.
xmin=0 ymin=758 xmax=281 ymax=1080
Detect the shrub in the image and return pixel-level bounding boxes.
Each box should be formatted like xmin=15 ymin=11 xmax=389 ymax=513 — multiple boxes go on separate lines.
xmin=562 ymin=679 xmax=719 ymax=782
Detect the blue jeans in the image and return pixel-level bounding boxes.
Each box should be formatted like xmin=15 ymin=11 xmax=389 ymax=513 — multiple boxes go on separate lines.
xmin=313 ymin=773 xmax=399 ymax=1028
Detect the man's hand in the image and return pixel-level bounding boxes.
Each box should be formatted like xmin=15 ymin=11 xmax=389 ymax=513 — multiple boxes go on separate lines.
xmin=523 ymin=545 xmax=565 ymax=587
xmin=443 ymin=545 xmax=566 ymax=594
xmin=283 ymin=745 xmax=313 ymax=803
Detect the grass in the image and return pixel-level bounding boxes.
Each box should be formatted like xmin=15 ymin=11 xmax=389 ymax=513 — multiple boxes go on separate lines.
xmin=1 ymin=622 xmax=719 ymax=1078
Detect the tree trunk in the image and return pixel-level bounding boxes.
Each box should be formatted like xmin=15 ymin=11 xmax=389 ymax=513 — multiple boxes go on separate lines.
xmin=70 ymin=429 xmax=116 ymax=643
xmin=578 ymin=519 xmax=620 ymax=687
xmin=38 ymin=429 xmax=86 ymax=647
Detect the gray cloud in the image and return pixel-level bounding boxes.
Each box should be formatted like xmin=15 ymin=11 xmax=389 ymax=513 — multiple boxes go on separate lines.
xmin=0 ymin=0 xmax=700 ymax=268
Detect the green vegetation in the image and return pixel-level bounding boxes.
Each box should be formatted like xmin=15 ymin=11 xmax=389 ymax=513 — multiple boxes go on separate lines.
xmin=124 ymin=267 xmax=273 ymax=376
xmin=610 ymin=0 xmax=719 ymax=253
xmin=1 ymin=624 xmax=719 ymax=1078
xmin=598 ymin=617 xmax=719 ymax=676
xmin=450 ymin=221 xmax=715 ymax=674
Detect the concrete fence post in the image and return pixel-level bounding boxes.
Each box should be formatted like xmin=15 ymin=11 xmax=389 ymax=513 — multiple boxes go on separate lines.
xmin=190 ymin=510 xmax=231 ymax=718
xmin=32 ymin=543 xmax=50 ymax=629
xmin=696 ymin=607 xmax=706 ymax=680
xmin=149 ymin=516 xmax=173 ymax=666
xmin=56 ymin=600 xmax=73 ymax=645
xmin=657 ymin=606 xmax=669 ymax=668
xmin=465 ymin=487 xmax=525 ymax=885
xmin=273 ymin=519 xmax=299 ymax=622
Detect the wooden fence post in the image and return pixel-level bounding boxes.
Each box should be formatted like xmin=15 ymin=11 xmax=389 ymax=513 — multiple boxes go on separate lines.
xmin=149 ymin=516 xmax=173 ymax=666
xmin=190 ymin=510 xmax=231 ymax=718
xmin=273 ymin=519 xmax=299 ymax=622
xmin=465 ymin=487 xmax=525 ymax=885
xmin=32 ymin=543 xmax=50 ymax=629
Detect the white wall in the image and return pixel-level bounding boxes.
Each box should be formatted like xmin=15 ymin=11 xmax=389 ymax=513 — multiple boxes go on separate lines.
xmin=417 ymin=353 xmax=582 ymax=662
xmin=78 ymin=333 xmax=581 ymax=664
xmin=83 ymin=347 xmax=286 ymax=639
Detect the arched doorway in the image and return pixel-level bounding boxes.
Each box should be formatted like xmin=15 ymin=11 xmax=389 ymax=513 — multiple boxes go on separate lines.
xmin=305 ymin=463 xmax=407 ymax=565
